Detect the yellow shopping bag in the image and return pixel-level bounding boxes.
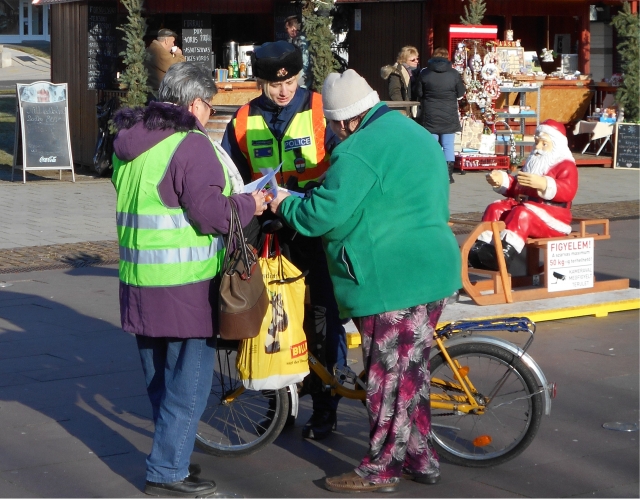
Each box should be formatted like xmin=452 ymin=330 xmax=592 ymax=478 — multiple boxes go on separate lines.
xmin=237 ymin=234 xmax=310 ymax=390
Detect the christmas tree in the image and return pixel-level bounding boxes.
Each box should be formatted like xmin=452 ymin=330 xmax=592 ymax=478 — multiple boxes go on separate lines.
xmin=460 ymin=0 xmax=486 ymax=26
xmin=611 ymin=2 xmax=639 ymax=123
xmin=302 ymin=0 xmax=340 ymax=92
xmin=117 ymin=0 xmax=150 ymax=109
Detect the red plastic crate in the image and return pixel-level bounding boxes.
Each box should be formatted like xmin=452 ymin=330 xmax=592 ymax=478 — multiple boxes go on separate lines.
xmin=456 ymin=155 xmax=510 ymax=171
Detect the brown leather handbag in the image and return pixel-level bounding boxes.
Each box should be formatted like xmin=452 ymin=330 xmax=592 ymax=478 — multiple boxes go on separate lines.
xmin=219 ymin=200 xmax=268 ymax=340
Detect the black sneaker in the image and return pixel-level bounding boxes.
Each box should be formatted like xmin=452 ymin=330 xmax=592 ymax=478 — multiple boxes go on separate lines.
xmin=302 ymin=409 xmax=337 ymax=440
xmin=144 ymin=477 xmax=217 ymax=497
xmin=402 ymin=468 xmax=441 ymax=485
xmin=402 ymin=469 xmax=440 ymax=484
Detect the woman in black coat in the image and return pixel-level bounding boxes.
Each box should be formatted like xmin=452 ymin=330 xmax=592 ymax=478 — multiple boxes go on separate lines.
xmin=416 ymin=47 xmax=466 ymax=183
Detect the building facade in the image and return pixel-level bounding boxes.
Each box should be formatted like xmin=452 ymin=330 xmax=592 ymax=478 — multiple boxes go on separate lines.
xmin=0 ymin=0 xmax=50 ymax=43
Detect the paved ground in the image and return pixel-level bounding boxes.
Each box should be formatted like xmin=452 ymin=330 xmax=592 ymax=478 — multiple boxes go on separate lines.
xmin=0 ymin=164 xmax=637 ymax=274
xmin=0 ymin=44 xmax=637 ymax=498
xmin=0 ymin=47 xmax=50 ymax=91
xmin=0 ymin=264 xmax=636 ymax=498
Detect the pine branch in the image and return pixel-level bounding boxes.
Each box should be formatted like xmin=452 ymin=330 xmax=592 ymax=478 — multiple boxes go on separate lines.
xmin=302 ymin=0 xmax=340 ymax=92
xmin=116 ymin=0 xmax=150 ymax=109
xmin=460 ymin=0 xmax=486 ymax=25
xmin=611 ymin=2 xmax=639 ymax=122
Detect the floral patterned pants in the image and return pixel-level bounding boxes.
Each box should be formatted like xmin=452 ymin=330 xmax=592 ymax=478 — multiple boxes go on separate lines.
xmin=355 ymin=300 xmax=445 ymax=482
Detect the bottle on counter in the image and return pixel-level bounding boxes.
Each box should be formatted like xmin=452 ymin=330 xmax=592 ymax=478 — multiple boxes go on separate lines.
xmin=239 ymin=61 xmax=247 ymax=79
xmin=246 ymin=58 xmax=253 ymax=78
xmin=232 ymin=59 xmax=239 ymax=78
xmin=227 ymin=62 xmax=234 ymax=78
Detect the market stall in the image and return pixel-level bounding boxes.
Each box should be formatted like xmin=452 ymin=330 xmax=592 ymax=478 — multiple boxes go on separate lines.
xmin=451 ymin=28 xmax=598 ymax=173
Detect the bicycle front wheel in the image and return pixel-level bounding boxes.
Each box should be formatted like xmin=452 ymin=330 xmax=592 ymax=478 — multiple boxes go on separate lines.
xmin=430 ymin=342 xmax=543 ymax=467
xmin=196 ymin=342 xmax=290 ymax=457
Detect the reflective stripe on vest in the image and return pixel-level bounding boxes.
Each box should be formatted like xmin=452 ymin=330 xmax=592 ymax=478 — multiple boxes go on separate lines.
xmin=119 ymin=238 xmax=224 ymax=265
xmin=112 ymin=130 xmax=231 ymax=287
xmin=234 ymin=92 xmax=329 ymax=186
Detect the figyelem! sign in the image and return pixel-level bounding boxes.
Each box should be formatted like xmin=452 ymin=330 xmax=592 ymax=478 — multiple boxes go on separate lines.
xmin=547 ymin=237 xmax=594 ymax=292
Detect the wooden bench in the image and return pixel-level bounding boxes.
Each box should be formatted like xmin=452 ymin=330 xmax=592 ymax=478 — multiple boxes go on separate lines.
xmin=457 ymin=218 xmax=630 ymax=306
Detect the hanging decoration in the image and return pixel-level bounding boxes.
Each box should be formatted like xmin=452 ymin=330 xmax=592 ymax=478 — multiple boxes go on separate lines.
xmin=458 ymin=40 xmax=501 ymax=126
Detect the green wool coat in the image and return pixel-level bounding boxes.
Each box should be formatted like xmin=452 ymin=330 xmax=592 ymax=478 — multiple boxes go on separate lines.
xmin=278 ymin=102 xmax=462 ymax=319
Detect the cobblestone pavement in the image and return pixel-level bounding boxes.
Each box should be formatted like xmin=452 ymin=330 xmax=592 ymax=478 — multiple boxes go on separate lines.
xmin=0 ymin=200 xmax=636 ymax=276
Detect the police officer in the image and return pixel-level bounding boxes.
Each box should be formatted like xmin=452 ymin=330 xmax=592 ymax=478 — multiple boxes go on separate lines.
xmin=222 ymin=41 xmax=345 ymax=440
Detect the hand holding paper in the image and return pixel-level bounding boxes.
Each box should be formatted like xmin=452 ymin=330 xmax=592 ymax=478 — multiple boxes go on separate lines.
xmin=242 ymin=163 xmax=282 ymax=194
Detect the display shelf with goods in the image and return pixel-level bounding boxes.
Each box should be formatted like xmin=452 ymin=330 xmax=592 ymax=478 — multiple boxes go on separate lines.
xmin=495 ymin=85 xmax=540 ymax=162
xmin=455 ymin=37 xmax=509 ymax=171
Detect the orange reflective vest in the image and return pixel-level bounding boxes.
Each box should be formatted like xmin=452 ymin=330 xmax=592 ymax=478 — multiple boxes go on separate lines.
xmin=233 ymin=92 xmax=329 ymax=186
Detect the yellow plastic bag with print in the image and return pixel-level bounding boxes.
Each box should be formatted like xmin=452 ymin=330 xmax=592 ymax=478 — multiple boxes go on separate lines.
xmin=237 ymin=234 xmax=310 ymax=390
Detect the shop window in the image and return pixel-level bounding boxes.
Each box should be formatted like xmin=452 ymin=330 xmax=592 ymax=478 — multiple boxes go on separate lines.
xmin=0 ymin=0 xmax=19 ymax=35
xmin=23 ymin=1 xmax=28 ymax=35
xmin=33 ymin=4 xmax=43 ymax=35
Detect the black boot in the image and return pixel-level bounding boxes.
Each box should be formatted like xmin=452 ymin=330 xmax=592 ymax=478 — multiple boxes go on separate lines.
xmin=476 ymin=242 xmax=499 ymax=271
xmin=477 ymin=240 xmax=519 ymax=272
xmin=447 ymin=161 xmax=455 ymax=184
xmin=469 ymin=240 xmax=491 ymax=270
xmin=501 ymin=240 xmax=519 ymax=271
xmin=302 ymin=409 xmax=337 ymax=440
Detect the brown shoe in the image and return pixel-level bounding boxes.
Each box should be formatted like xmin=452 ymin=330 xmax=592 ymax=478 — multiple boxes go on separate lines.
xmin=324 ymin=470 xmax=399 ymax=493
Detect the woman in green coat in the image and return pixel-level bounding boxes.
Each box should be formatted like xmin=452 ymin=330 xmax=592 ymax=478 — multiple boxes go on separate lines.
xmin=270 ymin=69 xmax=461 ymax=494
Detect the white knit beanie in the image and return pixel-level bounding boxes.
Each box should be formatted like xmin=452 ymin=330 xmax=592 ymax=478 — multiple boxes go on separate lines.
xmin=322 ymin=69 xmax=380 ymax=121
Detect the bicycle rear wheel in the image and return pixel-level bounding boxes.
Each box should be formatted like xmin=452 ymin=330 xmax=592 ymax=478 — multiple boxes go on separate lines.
xmin=196 ymin=341 xmax=290 ymax=457
xmin=430 ymin=342 xmax=543 ymax=467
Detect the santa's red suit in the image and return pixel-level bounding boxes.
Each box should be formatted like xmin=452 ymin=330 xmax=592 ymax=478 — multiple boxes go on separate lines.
xmin=477 ymin=120 xmax=579 ymax=253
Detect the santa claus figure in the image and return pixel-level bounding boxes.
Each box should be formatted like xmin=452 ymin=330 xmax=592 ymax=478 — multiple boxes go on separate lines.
xmin=469 ymin=119 xmax=578 ymax=271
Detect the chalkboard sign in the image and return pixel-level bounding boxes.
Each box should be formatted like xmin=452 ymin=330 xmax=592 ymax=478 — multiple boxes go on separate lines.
xmin=182 ymin=14 xmax=214 ymax=73
xmin=613 ymin=123 xmax=640 ymax=169
xmin=13 ymin=82 xmax=75 ymax=183
xmin=88 ymin=2 xmax=117 ymax=90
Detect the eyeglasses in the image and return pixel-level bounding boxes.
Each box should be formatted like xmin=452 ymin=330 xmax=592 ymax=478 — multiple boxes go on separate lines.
xmin=409 ymin=57 xmax=419 ymax=62
xmin=199 ymin=98 xmax=216 ymax=117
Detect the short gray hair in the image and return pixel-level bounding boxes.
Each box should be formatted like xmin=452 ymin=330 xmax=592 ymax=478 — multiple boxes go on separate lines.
xmin=158 ymin=62 xmax=218 ymax=107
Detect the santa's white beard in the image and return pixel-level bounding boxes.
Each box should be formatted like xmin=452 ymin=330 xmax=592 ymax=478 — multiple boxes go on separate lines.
xmin=523 ymin=143 xmax=572 ymax=175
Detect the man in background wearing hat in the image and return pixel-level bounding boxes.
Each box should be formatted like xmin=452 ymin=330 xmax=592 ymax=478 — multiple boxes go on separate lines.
xmin=269 ymin=69 xmax=460 ymax=493
xmin=469 ymin=118 xmax=579 ymax=271
xmin=222 ymin=40 xmax=345 ymax=442
xmin=284 ymin=15 xmax=311 ymax=88
xmin=144 ymin=28 xmax=186 ymax=93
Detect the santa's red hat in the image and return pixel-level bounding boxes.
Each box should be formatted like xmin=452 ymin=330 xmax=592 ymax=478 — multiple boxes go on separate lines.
xmin=537 ymin=119 xmax=567 ymax=148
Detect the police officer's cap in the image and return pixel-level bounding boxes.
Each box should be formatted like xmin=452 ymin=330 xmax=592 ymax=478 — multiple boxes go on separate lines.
xmin=252 ymin=41 xmax=303 ymax=82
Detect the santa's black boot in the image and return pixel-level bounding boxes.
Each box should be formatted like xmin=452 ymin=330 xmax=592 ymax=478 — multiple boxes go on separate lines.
xmin=501 ymin=240 xmax=519 ymax=272
xmin=476 ymin=243 xmax=499 ymax=271
xmin=469 ymin=240 xmax=490 ymax=269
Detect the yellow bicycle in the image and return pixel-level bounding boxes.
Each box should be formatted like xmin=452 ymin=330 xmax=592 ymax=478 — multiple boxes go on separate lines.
xmin=196 ymin=317 xmax=555 ymax=467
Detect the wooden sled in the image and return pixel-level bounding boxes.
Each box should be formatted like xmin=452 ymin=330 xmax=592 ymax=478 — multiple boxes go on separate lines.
xmin=457 ymin=219 xmax=630 ymax=306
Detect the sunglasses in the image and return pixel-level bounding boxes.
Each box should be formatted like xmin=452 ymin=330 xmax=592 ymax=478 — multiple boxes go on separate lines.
xmin=409 ymin=57 xmax=419 ymax=62
xmin=199 ymin=98 xmax=216 ymax=117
